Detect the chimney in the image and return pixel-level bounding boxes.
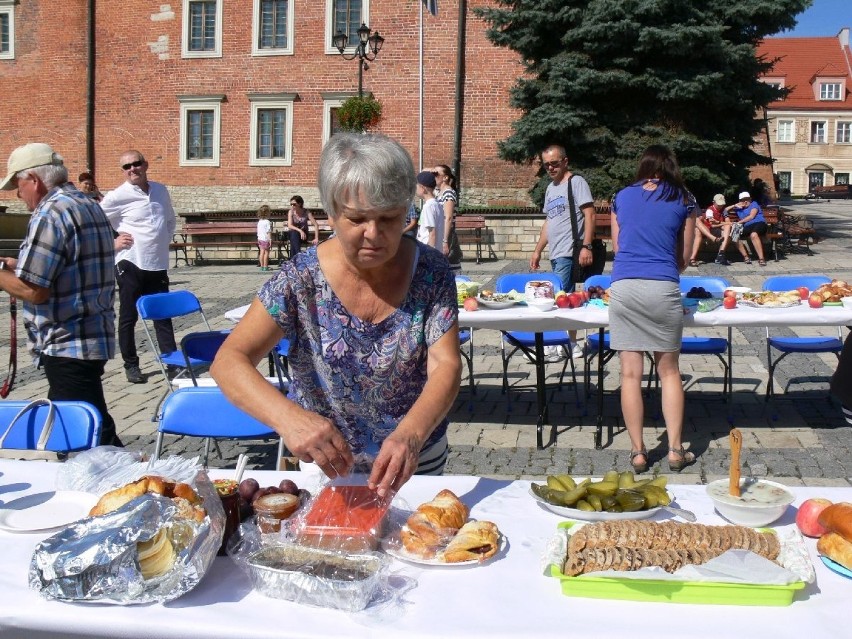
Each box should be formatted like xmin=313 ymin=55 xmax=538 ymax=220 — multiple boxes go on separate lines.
xmin=840 ymin=27 xmax=850 ymax=47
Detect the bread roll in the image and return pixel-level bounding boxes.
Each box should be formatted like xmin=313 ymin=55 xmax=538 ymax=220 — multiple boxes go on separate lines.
xmin=401 ymin=489 xmax=469 ymax=557
xmin=89 ymin=476 xmax=206 ymax=519
xmin=443 ymin=520 xmax=500 ymax=563
xmin=817 ymin=532 xmax=852 ymax=571
xmin=817 ymin=502 xmax=852 ymax=542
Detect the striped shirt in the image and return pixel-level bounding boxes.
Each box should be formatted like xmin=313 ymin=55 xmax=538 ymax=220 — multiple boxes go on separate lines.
xmin=16 ymin=183 xmax=116 ymax=360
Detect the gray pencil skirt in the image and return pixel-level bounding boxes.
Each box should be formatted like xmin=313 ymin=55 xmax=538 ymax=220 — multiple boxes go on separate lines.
xmin=609 ymin=279 xmax=683 ymax=352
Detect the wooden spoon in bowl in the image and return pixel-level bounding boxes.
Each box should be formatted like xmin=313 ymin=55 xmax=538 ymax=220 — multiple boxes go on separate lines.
xmin=729 ymin=428 xmax=742 ymax=497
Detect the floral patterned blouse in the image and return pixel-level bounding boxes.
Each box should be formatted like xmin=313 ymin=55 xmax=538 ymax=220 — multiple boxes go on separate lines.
xmin=258 ymin=240 xmax=458 ymax=456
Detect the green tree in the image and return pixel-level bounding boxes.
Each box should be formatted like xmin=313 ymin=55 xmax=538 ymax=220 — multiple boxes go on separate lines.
xmin=476 ymin=0 xmax=811 ymax=205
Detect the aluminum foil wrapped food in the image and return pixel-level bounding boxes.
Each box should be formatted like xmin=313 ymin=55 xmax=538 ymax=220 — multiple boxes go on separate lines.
xmin=28 ymin=472 xmax=223 ymax=604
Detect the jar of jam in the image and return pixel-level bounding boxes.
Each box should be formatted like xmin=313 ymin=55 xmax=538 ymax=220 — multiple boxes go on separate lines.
xmin=254 ymin=492 xmax=300 ymax=533
xmin=213 ymin=479 xmax=241 ymax=556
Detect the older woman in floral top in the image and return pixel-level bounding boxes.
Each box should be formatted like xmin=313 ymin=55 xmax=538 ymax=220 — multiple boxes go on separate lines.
xmin=212 ymin=133 xmax=461 ymax=497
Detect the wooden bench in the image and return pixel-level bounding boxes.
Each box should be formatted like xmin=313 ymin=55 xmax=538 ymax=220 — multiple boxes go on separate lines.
xmin=454 ymin=215 xmax=490 ymax=263
xmin=171 ymin=222 xmax=283 ymax=266
xmin=808 ymin=184 xmax=852 ymax=200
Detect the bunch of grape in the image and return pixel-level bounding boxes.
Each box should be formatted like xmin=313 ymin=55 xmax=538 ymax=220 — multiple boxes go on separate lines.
xmin=586 ymin=285 xmax=606 ymax=299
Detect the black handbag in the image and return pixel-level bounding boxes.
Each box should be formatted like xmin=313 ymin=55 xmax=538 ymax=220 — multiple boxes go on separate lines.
xmin=565 ymin=176 xmax=606 ymax=285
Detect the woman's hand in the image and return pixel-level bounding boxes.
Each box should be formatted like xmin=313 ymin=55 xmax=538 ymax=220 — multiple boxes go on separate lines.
xmin=368 ymin=430 xmax=422 ymax=498
xmin=285 ymin=409 xmax=354 ymax=479
xmin=299 ymin=230 xmax=307 ymax=241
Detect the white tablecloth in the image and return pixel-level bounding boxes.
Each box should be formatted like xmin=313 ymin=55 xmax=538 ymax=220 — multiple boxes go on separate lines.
xmin=1 ymin=460 xmax=851 ymax=639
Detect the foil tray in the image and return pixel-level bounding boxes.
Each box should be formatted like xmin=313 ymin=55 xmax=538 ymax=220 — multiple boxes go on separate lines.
xmin=247 ymin=544 xmax=388 ymax=612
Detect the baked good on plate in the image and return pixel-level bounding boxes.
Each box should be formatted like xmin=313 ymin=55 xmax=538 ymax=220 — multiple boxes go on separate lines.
xmin=443 ymin=520 xmax=500 ymax=563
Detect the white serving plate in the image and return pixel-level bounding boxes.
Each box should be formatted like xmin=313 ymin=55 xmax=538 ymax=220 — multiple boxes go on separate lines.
xmin=382 ymin=529 xmax=506 ymax=567
xmin=528 ymin=487 xmax=669 ymax=521
xmin=0 ymin=490 xmax=97 ymax=533
xmin=475 ymin=296 xmax=519 ymax=310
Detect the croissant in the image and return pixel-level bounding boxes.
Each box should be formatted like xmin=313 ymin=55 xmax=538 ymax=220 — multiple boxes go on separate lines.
xmin=89 ymin=475 xmax=206 ymax=520
xmin=442 ymin=520 xmax=500 ymax=563
xmin=401 ymin=489 xmax=469 ymax=557
xmin=817 ymin=532 xmax=852 ymax=570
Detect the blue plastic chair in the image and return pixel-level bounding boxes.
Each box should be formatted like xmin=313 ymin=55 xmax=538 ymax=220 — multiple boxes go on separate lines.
xmin=582 ymin=274 xmax=613 ymax=396
xmin=494 ymin=273 xmax=579 ymax=410
xmin=762 ymin=275 xmax=842 ymax=399
xmin=155 ymin=386 xmax=285 ymax=466
xmin=456 ymin=275 xmax=476 ymax=409
xmin=137 ymin=290 xmax=211 ymax=386
xmin=272 ymin=337 xmax=291 ymax=388
xmin=0 ymin=400 xmax=101 ymax=455
xmin=180 ymin=330 xmax=232 ymax=385
xmin=679 ymin=276 xmax=732 ymax=399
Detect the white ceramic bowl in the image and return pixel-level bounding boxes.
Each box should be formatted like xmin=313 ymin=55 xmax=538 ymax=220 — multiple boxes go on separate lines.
xmin=842 ymin=296 xmax=852 ymax=309
xmin=724 ymin=286 xmax=752 ymax=295
xmin=706 ymin=478 xmax=794 ymax=527
xmin=527 ymin=298 xmax=555 ymax=312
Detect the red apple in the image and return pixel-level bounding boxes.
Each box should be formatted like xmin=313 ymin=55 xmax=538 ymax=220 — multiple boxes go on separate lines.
xmin=463 ymin=297 xmax=479 ymax=311
xmin=567 ymin=292 xmax=584 ymax=308
xmin=723 ymin=296 xmax=737 ymax=309
xmin=808 ymin=293 xmax=823 ymax=308
xmin=555 ymin=293 xmax=571 ymax=309
xmin=723 ymin=289 xmax=737 ymax=298
xmin=797 ymin=286 xmax=809 ymax=300
xmin=795 ymin=498 xmax=833 ymax=537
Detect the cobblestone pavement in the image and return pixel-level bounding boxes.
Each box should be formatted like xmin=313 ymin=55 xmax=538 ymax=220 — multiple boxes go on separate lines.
xmin=2 ymin=200 xmax=851 ymax=487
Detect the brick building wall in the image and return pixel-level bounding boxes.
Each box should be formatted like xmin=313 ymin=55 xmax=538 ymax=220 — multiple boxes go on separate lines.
xmin=0 ymin=1 xmax=539 ymax=215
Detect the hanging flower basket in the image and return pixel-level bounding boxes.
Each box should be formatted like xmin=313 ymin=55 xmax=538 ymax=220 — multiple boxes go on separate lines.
xmin=337 ymin=95 xmax=383 ymax=133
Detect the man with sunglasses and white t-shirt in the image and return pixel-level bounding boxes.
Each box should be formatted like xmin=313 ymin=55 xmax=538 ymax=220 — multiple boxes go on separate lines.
xmin=101 ymin=150 xmax=177 ymax=384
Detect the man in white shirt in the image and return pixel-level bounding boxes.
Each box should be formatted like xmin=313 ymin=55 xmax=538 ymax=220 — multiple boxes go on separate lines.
xmin=415 ymin=171 xmax=444 ymax=249
xmin=100 ymin=150 xmax=177 ymax=384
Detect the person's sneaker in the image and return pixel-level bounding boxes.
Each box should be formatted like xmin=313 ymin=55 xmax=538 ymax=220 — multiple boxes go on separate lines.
xmin=166 ymin=365 xmax=183 ymax=381
xmin=714 ymin=254 xmax=730 ymax=266
xmin=570 ymin=344 xmax=585 ymax=359
xmin=125 ymin=366 xmax=145 ymax=384
xmin=542 ymin=345 xmax=565 ymax=362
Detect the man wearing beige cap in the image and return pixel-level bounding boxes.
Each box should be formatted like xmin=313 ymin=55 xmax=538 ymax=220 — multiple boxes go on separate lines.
xmin=0 ymin=143 xmax=121 ymax=446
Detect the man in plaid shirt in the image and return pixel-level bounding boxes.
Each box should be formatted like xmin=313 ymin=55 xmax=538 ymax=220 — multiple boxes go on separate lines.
xmin=0 ymin=143 xmax=120 ymax=446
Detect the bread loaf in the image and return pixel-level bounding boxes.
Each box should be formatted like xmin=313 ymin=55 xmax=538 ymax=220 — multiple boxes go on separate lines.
xmin=817 ymin=502 xmax=852 ymax=542
xmin=443 ymin=521 xmax=500 ymax=563
xmin=817 ymin=532 xmax=852 ymax=570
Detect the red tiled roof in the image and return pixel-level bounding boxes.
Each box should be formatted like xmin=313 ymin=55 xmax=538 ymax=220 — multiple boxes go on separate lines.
xmin=758 ymin=36 xmax=852 ymax=110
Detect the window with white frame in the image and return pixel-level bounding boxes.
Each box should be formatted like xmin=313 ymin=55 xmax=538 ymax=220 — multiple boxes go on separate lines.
xmin=326 ymin=1 xmax=369 ymax=54
xmin=810 ymin=121 xmax=827 ymax=143
xmin=253 ymin=0 xmax=293 ymax=56
xmin=179 ymin=96 xmax=223 ymax=166
xmin=0 ymin=1 xmax=14 ymax=60
xmin=837 ymin=121 xmax=852 ymax=144
xmin=819 ymin=82 xmax=842 ymax=100
xmin=249 ymin=94 xmax=296 ymax=166
xmin=182 ymin=0 xmax=222 ymax=58
xmin=321 ymin=92 xmax=355 ymax=145
xmin=836 ymin=173 xmax=850 ymax=186
xmin=776 ymin=119 xmax=795 ymax=143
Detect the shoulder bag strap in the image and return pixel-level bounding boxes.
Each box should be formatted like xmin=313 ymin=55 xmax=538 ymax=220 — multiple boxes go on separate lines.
xmin=0 ymin=296 xmax=16 ymax=399
xmin=564 ymin=175 xmax=582 ymax=250
xmin=0 ymin=398 xmax=56 ymax=451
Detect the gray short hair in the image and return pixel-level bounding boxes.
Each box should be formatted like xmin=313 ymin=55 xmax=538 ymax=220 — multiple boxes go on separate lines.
xmin=318 ymin=133 xmax=415 ymax=218
xmin=17 ymin=161 xmax=68 ymax=190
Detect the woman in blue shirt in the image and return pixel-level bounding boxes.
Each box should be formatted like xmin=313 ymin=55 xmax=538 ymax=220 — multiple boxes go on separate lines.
xmin=610 ymin=145 xmax=697 ymax=473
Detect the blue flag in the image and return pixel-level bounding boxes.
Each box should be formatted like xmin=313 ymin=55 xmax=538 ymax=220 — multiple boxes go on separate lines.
xmin=423 ymin=0 xmax=438 ymax=16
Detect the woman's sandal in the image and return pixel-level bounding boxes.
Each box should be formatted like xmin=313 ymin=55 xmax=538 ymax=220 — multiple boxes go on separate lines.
xmin=743 ymin=258 xmax=752 ymax=265
xmin=688 ymin=259 xmax=700 ymax=267
xmin=630 ymin=448 xmax=649 ymax=474
xmin=668 ymin=447 xmax=696 ymax=472
xmin=758 ymin=260 xmax=767 ymax=267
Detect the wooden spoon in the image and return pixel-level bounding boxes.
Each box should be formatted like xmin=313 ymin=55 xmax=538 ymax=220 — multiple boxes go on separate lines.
xmin=729 ymin=428 xmax=743 ymax=497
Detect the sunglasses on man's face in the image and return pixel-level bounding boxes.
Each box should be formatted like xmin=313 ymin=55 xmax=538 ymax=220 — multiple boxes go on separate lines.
xmin=543 ymin=159 xmax=565 ymax=169
xmin=122 ymin=160 xmax=145 ymax=171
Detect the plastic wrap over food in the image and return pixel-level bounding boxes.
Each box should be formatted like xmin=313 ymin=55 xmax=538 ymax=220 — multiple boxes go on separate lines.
xmin=29 ymin=471 xmax=223 ymax=604
xmin=228 ymin=476 xmax=402 ymax=611
xmin=56 ymin=446 xmax=201 ymax=494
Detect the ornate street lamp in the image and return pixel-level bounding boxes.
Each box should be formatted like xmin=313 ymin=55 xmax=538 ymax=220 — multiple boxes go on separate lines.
xmin=333 ymin=23 xmax=385 ymax=98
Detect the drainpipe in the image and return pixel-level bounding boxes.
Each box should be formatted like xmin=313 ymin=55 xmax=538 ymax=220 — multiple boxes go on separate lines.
xmin=86 ymin=0 xmax=96 ymax=174
xmin=452 ymin=0 xmax=467 ymax=192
